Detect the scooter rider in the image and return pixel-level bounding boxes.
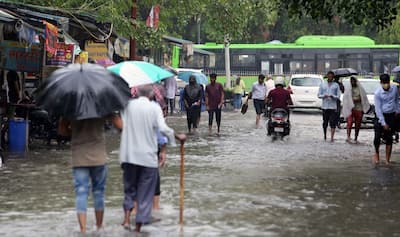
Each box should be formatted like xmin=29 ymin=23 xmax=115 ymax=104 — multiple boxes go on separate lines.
xmin=266 ymin=77 xmax=292 ymax=113
xmin=265 ymin=77 xmax=293 ymax=135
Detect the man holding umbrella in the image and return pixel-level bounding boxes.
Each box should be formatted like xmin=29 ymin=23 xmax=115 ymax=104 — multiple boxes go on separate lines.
xmin=36 ymin=63 xmax=132 ymax=233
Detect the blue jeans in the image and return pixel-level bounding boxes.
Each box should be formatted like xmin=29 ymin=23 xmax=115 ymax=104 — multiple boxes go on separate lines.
xmin=233 ymin=93 xmax=242 ymax=109
xmin=73 ymin=165 xmax=108 ymax=213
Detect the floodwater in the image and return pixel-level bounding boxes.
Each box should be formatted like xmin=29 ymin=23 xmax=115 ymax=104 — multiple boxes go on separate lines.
xmin=1 ymin=106 xmax=400 ymax=236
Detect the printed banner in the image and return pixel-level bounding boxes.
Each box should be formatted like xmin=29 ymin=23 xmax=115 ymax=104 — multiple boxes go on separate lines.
xmin=44 ymin=21 xmax=58 ymax=55
xmin=0 ymin=41 xmax=41 ymax=72
xmin=45 ymin=43 xmax=74 ymax=66
xmin=85 ymin=41 xmax=108 ymax=61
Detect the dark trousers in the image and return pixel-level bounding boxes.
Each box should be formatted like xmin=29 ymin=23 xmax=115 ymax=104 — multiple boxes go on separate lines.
xmin=208 ymin=108 xmax=222 ymax=127
xmin=322 ymin=109 xmax=337 ymax=130
xmin=186 ymin=105 xmax=200 ymax=130
xmin=155 ymin=170 xmax=160 ymax=195
xmin=374 ymin=113 xmax=396 ymax=152
xmin=166 ymin=98 xmax=175 ymax=114
xmin=121 ymin=163 xmax=157 ymax=224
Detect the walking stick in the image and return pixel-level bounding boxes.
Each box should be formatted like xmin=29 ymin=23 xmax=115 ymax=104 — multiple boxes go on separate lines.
xmin=179 ymin=140 xmax=185 ymax=226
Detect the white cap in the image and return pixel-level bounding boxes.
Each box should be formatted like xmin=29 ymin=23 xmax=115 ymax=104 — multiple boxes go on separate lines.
xmin=274 ymin=76 xmax=285 ymax=86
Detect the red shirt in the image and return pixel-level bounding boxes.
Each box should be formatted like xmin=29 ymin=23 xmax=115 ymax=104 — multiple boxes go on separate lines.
xmin=267 ymin=87 xmax=291 ymax=111
xmin=206 ymin=82 xmax=224 ymax=110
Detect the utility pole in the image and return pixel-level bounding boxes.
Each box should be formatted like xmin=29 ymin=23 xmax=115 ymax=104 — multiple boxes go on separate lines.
xmin=224 ymin=34 xmax=231 ymax=88
xmin=130 ymin=0 xmax=137 ymax=60
xmin=196 ymin=15 xmax=201 ymax=44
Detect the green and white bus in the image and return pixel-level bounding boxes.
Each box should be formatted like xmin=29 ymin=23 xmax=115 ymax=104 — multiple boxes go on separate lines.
xmin=176 ymin=35 xmax=400 ymax=75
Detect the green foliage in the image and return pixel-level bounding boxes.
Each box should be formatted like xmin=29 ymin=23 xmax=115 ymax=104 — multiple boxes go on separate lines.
xmin=375 ymin=15 xmax=400 ymax=44
xmin=7 ymin=0 xmax=400 ymax=50
xmin=279 ymin=0 xmax=399 ymax=29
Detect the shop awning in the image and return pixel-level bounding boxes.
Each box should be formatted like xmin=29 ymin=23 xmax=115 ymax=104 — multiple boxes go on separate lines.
xmin=194 ymin=48 xmax=215 ymax=56
xmin=163 ymin=35 xmax=193 ymax=45
xmin=0 ymin=9 xmax=17 ymax=23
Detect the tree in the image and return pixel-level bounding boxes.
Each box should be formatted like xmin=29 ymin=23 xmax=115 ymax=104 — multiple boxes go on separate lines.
xmin=279 ymin=0 xmax=399 ymax=29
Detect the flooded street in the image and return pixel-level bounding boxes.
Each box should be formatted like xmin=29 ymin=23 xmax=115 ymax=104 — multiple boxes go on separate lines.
xmin=2 ymin=106 xmax=400 ymax=236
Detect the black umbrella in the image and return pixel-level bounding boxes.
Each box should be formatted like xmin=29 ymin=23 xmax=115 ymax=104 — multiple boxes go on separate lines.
xmin=35 ymin=63 xmax=131 ymax=120
xmin=331 ymin=68 xmax=358 ymax=77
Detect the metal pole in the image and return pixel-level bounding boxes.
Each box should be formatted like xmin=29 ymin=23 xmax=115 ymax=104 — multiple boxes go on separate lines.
xmin=179 ymin=141 xmax=185 ymax=226
xmin=130 ymin=0 xmax=137 ymax=60
xmin=224 ymin=34 xmax=231 ymax=88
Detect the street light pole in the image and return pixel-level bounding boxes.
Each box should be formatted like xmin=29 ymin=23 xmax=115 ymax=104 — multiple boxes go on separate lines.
xmin=130 ymin=0 xmax=137 ymax=60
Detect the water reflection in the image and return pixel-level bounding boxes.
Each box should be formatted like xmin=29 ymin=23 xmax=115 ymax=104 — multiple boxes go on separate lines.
xmin=1 ymin=108 xmax=400 ymax=236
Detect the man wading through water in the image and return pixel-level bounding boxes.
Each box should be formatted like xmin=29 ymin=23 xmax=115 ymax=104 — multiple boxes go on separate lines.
xmin=205 ymin=73 xmax=224 ymax=134
xmin=318 ymin=71 xmax=341 ymax=142
xmin=183 ymin=76 xmax=202 ymax=133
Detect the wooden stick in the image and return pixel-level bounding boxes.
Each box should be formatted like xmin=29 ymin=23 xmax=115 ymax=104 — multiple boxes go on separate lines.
xmin=179 ymin=140 xmax=185 ymax=226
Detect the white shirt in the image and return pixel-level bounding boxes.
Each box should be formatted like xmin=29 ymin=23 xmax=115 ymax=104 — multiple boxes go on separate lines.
xmin=119 ymin=97 xmax=176 ymax=168
xmin=265 ymin=79 xmax=275 ymax=96
xmin=251 ymin=82 xmax=267 ymax=100
xmin=164 ymin=76 xmax=177 ymax=99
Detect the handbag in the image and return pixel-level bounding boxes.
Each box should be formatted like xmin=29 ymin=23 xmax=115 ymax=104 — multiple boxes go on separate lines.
xmin=241 ymin=102 xmax=248 ymax=114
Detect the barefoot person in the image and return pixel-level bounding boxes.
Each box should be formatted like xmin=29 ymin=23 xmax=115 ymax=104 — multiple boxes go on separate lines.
xmin=246 ymin=74 xmax=267 ymax=128
xmin=183 ymin=76 xmax=202 ymax=133
xmin=59 ymin=118 xmax=108 ymax=233
xmin=342 ymin=76 xmax=370 ymax=143
xmin=205 ymin=73 xmax=224 ymax=133
xmin=318 ymin=71 xmax=341 ymax=142
xmin=373 ymin=74 xmax=400 ymax=165
xmin=113 ymin=85 xmax=186 ymax=232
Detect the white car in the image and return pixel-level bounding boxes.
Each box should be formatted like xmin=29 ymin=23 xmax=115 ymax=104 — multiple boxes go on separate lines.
xmin=287 ymin=74 xmax=324 ymax=109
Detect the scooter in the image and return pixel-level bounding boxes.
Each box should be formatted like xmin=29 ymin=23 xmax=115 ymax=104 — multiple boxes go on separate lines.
xmin=266 ymin=108 xmax=290 ymax=139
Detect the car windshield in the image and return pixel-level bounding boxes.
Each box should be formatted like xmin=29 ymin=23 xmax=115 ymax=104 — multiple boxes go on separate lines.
xmin=342 ymin=80 xmax=380 ymax=95
xmin=291 ymin=77 xmax=321 ymax=86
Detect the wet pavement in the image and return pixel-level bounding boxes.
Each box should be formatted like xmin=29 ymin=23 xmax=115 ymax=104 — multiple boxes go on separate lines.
xmin=1 ymin=105 xmax=400 ymax=236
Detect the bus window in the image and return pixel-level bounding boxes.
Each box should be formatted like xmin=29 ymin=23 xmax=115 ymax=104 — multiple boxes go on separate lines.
xmin=274 ymin=63 xmax=283 ymax=74
xmin=232 ymin=54 xmax=255 ymax=66
xmin=317 ymin=60 xmax=340 ymax=72
xmin=290 ymin=61 xmax=315 ymax=73
xmin=261 ymin=61 xmax=270 ymax=74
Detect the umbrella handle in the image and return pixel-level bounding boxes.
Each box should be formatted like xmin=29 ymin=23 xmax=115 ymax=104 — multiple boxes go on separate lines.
xmin=179 ymin=141 xmax=185 ymax=226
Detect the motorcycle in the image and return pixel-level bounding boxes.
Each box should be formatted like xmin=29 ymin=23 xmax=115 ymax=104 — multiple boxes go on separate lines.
xmin=266 ymin=108 xmax=290 ymax=139
xmin=14 ymin=96 xmax=70 ymax=145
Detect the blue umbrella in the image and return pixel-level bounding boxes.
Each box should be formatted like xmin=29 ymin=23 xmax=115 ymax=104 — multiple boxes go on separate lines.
xmin=177 ymin=71 xmax=208 ymax=84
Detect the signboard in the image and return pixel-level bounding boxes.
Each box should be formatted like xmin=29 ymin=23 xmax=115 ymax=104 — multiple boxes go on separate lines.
xmin=0 ymin=41 xmax=41 ymax=72
xmin=85 ymin=41 xmax=108 ymax=60
xmin=45 ymin=43 xmax=74 ymax=66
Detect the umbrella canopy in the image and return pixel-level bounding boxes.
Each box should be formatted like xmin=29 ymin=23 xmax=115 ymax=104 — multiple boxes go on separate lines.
xmin=35 ymin=63 xmax=131 ymax=120
xmin=161 ymin=65 xmax=178 ymax=75
xmin=392 ymin=66 xmax=400 ymax=72
xmin=177 ymin=71 xmax=208 ymax=84
xmin=107 ymin=61 xmax=174 ymax=87
xmin=331 ymin=68 xmax=358 ymax=77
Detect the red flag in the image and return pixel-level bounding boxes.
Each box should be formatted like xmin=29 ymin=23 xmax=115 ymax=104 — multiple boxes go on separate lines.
xmin=146 ymin=5 xmax=160 ymax=28
xmin=43 ymin=21 xmax=58 ymax=55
